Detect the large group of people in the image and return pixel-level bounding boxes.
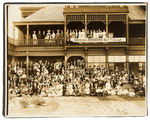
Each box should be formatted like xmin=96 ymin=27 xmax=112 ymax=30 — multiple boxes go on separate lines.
xmin=31 ymin=29 xmax=64 ymax=45
xmin=29 ymin=28 xmax=126 ymax=45
xmin=8 ymin=59 xmax=146 ymax=97
xmin=31 ymin=28 xmax=108 ymax=45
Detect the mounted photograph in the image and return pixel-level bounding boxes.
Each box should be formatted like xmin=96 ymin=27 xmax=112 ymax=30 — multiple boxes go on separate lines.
xmin=4 ymin=3 xmax=147 ymax=117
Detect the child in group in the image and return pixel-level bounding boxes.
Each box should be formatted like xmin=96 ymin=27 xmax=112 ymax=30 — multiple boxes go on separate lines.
xmin=109 ymin=88 xmax=116 ymax=95
xmin=122 ymin=87 xmax=129 ymax=96
xmin=105 ymin=80 xmax=112 ymax=95
xmin=96 ymin=86 xmax=103 ymax=96
xmin=128 ymin=88 xmax=135 ymax=97
xmin=84 ymin=80 xmax=90 ymax=95
xmin=65 ymin=82 xmax=73 ymax=96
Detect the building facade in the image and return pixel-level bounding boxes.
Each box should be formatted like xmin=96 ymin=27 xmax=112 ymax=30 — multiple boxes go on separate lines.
xmin=8 ymin=5 xmax=146 ymax=76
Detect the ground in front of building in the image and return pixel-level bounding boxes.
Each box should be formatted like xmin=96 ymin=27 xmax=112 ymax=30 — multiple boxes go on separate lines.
xmin=8 ymin=95 xmax=146 ymax=117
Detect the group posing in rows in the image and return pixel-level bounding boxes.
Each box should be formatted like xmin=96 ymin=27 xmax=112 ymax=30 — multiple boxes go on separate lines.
xmin=8 ymin=59 xmax=146 ymax=97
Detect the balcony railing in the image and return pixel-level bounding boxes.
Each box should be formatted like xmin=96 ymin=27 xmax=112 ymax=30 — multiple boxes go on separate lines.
xmin=129 ymin=37 xmax=145 ymax=45
xmin=13 ymin=39 xmax=64 ymax=46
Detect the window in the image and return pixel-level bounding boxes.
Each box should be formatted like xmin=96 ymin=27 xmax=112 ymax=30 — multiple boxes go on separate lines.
xmin=88 ymin=56 xmax=105 ymax=67
xmin=108 ymin=56 xmax=126 ymax=62
xmin=129 ymin=56 xmax=146 ymax=62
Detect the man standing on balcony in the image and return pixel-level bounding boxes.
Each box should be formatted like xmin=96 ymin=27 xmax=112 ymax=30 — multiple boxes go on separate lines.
xmin=37 ymin=30 xmax=42 ymax=45
xmin=52 ymin=30 xmax=56 ymax=45
xmin=32 ymin=31 xmax=38 ymax=45
xmin=56 ymin=29 xmax=60 ymax=45
xmin=60 ymin=30 xmax=64 ymax=45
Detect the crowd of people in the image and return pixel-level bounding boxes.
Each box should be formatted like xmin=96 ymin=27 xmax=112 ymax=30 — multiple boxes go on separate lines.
xmin=8 ymin=59 xmax=146 ymax=97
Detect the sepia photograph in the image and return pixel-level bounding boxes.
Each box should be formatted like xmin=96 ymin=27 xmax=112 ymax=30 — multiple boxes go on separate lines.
xmin=4 ymin=3 xmax=147 ymax=117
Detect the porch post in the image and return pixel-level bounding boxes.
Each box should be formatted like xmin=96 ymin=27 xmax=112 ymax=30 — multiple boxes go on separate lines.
xmin=85 ymin=14 xmax=87 ymax=38
xmin=65 ymin=55 xmax=68 ymax=71
xmin=126 ymin=49 xmax=129 ymax=73
xmin=26 ymin=51 xmax=29 ymax=76
xmin=27 ymin=24 xmax=29 ymax=45
xmin=13 ymin=25 xmax=15 ymax=45
xmin=11 ymin=56 xmax=15 ymax=65
xmin=64 ymin=14 xmax=67 ymax=45
xmin=126 ymin=14 xmax=129 ymax=44
xmin=106 ymin=14 xmax=109 ymax=37
xmin=105 ymin=47 xmax=109 ymax=71
xmin=84 ymin=47 xmax=88 ymax=67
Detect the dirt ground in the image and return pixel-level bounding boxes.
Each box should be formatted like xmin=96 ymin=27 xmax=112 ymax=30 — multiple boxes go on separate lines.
xmin=8 ymin=95 xmax=147 ymax=117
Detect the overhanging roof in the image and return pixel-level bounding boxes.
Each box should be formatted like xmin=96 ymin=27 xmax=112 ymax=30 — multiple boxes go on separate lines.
xmin=22 ymin=6 xmax=64 ymax=22
xmin=20 ymin=7 xmax=43 ymax=18
xmin=63 ymin=6 xmax=129 ymax=13
xmin=16 ymin=5 xmax=146 ymax=23
xmin=128 ymin=5 xmax=146 ymax=21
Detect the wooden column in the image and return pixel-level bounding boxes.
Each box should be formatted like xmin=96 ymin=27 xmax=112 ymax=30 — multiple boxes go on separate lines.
xmin=11 ymin=56 xmax=15 ymax=65
xmin=106 ymin=14 xmax=108 ymax=37
xmin=85 ymin=14 xmax=87 ymax=38
xmin=105 ymin=47 xmax=109 ymax=71
xmin=64 ymin=52 xmax=68 ymax=71
xmin=84 ymin=47 xmax=88 ymax=67
xmin=126 ymin=14 xmax=129 ymax=44
xmin=126 ymin=49 xmax=129 ymax=73
xmin=27 ymin=24 xmax=29 ymax=45
xmin=26 ymin=51 xmax=29 ymax=77
xmin=64 ymin=14 xmax=67 ymax=45
xmin=13 ymin=25 xmax=15 ymax=45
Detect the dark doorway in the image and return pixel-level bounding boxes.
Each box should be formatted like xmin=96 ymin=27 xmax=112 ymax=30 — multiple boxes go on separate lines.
xmin=129 ymin=62 xmax=139 ymax=74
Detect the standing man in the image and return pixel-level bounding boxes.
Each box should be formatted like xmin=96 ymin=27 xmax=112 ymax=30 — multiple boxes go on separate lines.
xmin=37 ymin=30 xmax=42 ymax=45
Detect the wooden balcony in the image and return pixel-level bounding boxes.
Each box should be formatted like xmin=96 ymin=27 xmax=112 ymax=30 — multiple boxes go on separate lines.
xmin=129 ymin=37 xmax=145 ymax=45
xmin=13 ymin=39 xmax=64 ymax=46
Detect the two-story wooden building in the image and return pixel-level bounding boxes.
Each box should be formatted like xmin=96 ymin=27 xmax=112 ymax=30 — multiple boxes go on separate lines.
xmin=8 ymin=5 xmax=146 ymax=75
